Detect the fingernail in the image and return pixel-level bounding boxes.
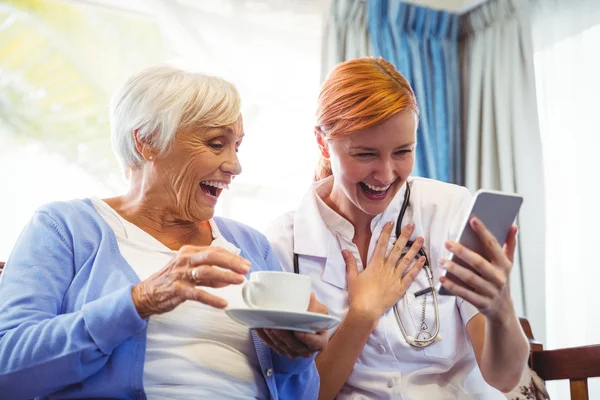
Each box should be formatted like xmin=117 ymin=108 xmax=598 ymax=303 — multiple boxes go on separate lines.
xmin=445 ymin=241 xmax=454 ymax=250
xmin=407 ymin=223 xmax=414 ymax=231
xmin=439 ymin=257 xmax=447 ymax=267
xmin=470 ymin=217 xmax=480 ymax=227
xmin=416 ymin=237 xmax=424 ymax=245
xmin=388 ymin=221 xmax=395 ymax=228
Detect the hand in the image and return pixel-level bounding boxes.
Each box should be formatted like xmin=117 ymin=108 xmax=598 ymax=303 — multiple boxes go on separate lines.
xmin=439 ymin=217 xmax=518 ymax=324
xmin=254 ymin=293 xmax=329 ymax=359
xmin=344 ymin=221 xmax=426 ymax=323
xmin=132 ymin=245 xmax=251 ymax=319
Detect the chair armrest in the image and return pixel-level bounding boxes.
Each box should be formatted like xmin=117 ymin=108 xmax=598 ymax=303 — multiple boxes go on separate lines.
xmin=531 ymin=344 xmax=600 ymax=381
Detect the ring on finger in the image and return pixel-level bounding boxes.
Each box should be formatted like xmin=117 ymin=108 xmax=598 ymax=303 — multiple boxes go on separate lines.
xmin=191 ymin=268 xmax=199 ymax=282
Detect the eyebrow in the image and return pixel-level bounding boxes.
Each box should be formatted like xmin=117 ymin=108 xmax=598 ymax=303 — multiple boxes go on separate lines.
xmin=350 ymin=142 xmax=415 ymax=151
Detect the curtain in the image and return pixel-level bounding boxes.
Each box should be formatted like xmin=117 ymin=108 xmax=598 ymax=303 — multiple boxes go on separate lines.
xmin=321 ymin=0 xmax=373 ymax=82
xmin=532 ymin=0 xmax=600 ymax=397
xmin=367 ymin=0 xmax=461 ymax=183
xmin=459 ymin=0 xmax=546 ymax=341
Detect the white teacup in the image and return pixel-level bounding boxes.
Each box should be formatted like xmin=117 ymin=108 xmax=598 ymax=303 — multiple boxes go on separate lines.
xmin=242 ymin=271 xmax=312 ymax=312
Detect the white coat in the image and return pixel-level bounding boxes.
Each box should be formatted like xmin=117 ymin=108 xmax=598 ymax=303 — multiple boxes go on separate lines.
xmin=265 ymin=176 xmax=505 ymax=400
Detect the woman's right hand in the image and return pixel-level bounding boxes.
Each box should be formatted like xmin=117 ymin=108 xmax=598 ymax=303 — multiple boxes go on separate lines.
xmin=343 ymin=221 xmax=426 ymax=324
xmin=132 ymin=245 xmax=251 ymax=319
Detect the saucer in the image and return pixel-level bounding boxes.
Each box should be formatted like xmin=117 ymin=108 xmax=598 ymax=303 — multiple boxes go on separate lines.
xmin=225 ymin=308 xmax=341 ymax=333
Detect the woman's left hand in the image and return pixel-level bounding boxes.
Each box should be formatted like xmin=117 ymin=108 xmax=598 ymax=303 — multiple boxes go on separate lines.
xmin=254 ymin=293 xmax=329 ymax=359
xmin=439 ymin=217 xmax=518 ymax=323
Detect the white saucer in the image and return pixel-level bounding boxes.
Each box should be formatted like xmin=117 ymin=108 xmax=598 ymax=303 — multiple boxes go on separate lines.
xmin=225 ymin=308 xmax=341 ymax=333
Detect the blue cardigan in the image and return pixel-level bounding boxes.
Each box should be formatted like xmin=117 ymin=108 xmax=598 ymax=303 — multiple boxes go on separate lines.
xmin=0 ymin=199 xmax=319 ymax=399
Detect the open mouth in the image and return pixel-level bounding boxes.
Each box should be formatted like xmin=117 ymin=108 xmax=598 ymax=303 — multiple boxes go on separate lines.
xmin=359 ymin=181 xmax=393 ymax=200
xmin=200 ymin=180 xmax=229 ymax=199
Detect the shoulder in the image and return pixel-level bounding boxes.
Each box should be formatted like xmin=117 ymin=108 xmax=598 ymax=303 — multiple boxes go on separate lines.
xmin=409 ymin=177 xmax=472 ymax=206
xmin=410 ymin=177 xmax=471 ymax=197
xmin=213 ymin=216 xmax=270 ymax=252
xmin=31 ymin=199 xmax=103 ymax=239
xmin=264 ymin=211 xmax=295 ymax=240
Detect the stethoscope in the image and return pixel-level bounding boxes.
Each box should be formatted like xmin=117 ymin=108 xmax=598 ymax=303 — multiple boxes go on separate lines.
xmin=293 ymin=181 xmax=441 ymax=348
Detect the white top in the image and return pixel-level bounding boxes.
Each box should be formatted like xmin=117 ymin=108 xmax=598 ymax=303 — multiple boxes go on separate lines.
xmin=265 ymin=177 xmax=505 ymax=400
xmin=91 ymin=198 xmax=268 ymax=400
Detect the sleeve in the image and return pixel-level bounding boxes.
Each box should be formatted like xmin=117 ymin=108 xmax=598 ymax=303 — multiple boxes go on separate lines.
xmin=447 ymin=187 xmax=481 ymax=326
xmin=0 ymin=211 xmax=146 ymax=399
xmin=263 ymin=239 xmax=320 ymax=400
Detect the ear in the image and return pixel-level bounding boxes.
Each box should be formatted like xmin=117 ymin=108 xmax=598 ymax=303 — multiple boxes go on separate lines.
xmin=314 ymin=127 xmax=330 ymax=159
xmin=133 ymin=129 xmax=155 ymax=162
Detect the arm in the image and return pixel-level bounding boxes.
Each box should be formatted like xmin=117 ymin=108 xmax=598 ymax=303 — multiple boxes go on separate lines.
xmin=467 ymin=309 xmax=530 ymax=392
xmin=0 ymin=211 xmax=146 ymax=399
xmin=440 ymin=220 xmax=529 ymax=392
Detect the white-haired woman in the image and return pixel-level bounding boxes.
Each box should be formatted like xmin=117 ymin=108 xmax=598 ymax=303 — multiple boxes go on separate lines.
xmin=0 ymin=65 xmax=326 ymax=400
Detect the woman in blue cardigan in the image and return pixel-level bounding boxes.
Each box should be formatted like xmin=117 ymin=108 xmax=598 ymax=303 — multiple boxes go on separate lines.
xmin=0 ymin=65 xmax=326 ymax=399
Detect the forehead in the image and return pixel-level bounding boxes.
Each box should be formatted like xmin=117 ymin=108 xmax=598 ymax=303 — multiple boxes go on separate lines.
xmin=339 ymin=110 xmax=416 ymax=148
xmin=180 ymin=115 xmax=244 ymax=141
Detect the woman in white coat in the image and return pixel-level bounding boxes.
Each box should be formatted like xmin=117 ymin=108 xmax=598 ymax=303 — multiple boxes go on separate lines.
xmin=263 ymin=58 xmax=529 ymax=399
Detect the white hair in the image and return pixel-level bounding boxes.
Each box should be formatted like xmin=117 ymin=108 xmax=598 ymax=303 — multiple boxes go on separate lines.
xmin=109 ymin=64 xmax=241 ymax=171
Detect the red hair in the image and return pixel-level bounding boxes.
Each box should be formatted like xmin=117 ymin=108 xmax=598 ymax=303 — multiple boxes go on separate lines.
xmin=314 ymin=57 xmax=419 ymax=181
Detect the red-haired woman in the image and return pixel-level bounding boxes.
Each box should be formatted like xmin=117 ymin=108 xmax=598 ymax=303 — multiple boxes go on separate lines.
xmin=264 ymin=57 xmax=529 ymax=399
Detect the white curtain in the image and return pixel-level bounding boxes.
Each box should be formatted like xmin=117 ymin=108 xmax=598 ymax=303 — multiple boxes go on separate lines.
xmin=321 ymin=0 xmax=373 ymax=81
xmin=459 ymin=0 xmax=546 ymax=342
xmin=533 ymin=0 xmax=600 ymax=397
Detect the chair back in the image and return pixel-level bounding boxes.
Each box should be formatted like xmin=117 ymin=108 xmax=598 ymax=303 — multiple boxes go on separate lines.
xmin=520 ymin=317 xmax=600 ymax=400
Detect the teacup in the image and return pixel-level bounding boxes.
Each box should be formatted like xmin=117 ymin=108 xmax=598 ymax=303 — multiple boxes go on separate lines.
xmin=242 ymin=271 xmax=312 ymax=312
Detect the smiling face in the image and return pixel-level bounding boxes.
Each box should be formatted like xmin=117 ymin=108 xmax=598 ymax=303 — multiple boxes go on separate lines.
xmin=149 ymin=115 xmax=244 ymax=222
xmin=324 ymin=110 xmax=417 ymax=219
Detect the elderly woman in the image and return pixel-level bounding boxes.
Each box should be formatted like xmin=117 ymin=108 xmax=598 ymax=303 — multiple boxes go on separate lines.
xmin=0 ymin=66 xmax=325 ymax=399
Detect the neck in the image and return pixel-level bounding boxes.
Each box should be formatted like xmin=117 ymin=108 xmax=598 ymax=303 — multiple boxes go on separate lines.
xmin=325 ymin=185 xmax=373 ymax=236
xmin=104 ymin=171 xmax=212 ymax=250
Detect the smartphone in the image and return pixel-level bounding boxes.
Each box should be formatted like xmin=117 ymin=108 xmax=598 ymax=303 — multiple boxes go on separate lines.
xmin=437 ymin=189 xmax=523 ymax=296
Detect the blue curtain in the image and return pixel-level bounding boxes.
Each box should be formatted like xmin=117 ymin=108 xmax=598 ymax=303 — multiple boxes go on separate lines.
xmin=367 ymin=0 xmax=461 ymax=183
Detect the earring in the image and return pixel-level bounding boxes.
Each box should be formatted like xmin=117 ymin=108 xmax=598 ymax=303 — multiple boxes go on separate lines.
xmin=148 ymin=155 xmax=153 ymax=160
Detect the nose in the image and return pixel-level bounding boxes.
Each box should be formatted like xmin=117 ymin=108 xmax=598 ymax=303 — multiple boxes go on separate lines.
xmin=372 ymin=157 xmax=396 ymax=185
xmin=221 ymin=150 xmax=242 ymax=176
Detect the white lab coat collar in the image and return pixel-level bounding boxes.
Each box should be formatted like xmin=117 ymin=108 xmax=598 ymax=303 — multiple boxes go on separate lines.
xmin=293 ymin=176 xmax=411 ymax=290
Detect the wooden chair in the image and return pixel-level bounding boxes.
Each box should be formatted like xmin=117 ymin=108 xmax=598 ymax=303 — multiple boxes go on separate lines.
xmin=520 ymin=317 xmax=600 ymax=400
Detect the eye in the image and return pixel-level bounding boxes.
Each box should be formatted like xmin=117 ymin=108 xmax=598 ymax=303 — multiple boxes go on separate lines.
xmin=394 ymin=149 xmax=413 ymax=157
xmin=354 ymin=153 xmax=375 ymax=158
xmin=209 ymin=142 xmax=224 ymax=150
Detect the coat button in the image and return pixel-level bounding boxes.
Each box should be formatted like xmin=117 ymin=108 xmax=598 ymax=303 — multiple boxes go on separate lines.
xmin=378 ymin=344 xmax=386 ymax=354
xmin=387 ymin=379 xmax=394 ymax=388
xmin=266 ymin=368 xmax=273 ymax=377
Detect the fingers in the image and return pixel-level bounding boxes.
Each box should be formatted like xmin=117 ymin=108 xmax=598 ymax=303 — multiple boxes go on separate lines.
xmin=399 ymin=256 xmax=426 ymax=287
xmin=444 ymin=241 xmax=505 ymax=287
xmin=343 ymin=250 xmax=359 ymax=283
xmin=307 ymin=292 xmax=328 ymax=315
xmin=469 ymin=217 xmax=507 ymax=266
xmin=177 ymin=284 xmax=228 ymax=308
xmin=254 ymin=329 xmax=281 ymax=353
xmin=181 ymin=246 xmax=251 ymax=275
xmin=373 ymin=221 xmax=394 ymax=261
xmin=395 ymin=237 xmax=424 ymax=274
xmin=295 ymin=330 xmax=328 ymax=353
xmin=439 ymin=257 xmax=499 ymax=298
xmin=264 ymin=329 xmax=312 ymax=358
xmin=439 ymin=275 xmax=488 ymax=310
xmin=188 ymin=265 xmax=246 ymax=287
xmin=503 ymin=225 xmax=518 ymax=263
xmin=387 ymin=224 xmax=415 ymax=267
